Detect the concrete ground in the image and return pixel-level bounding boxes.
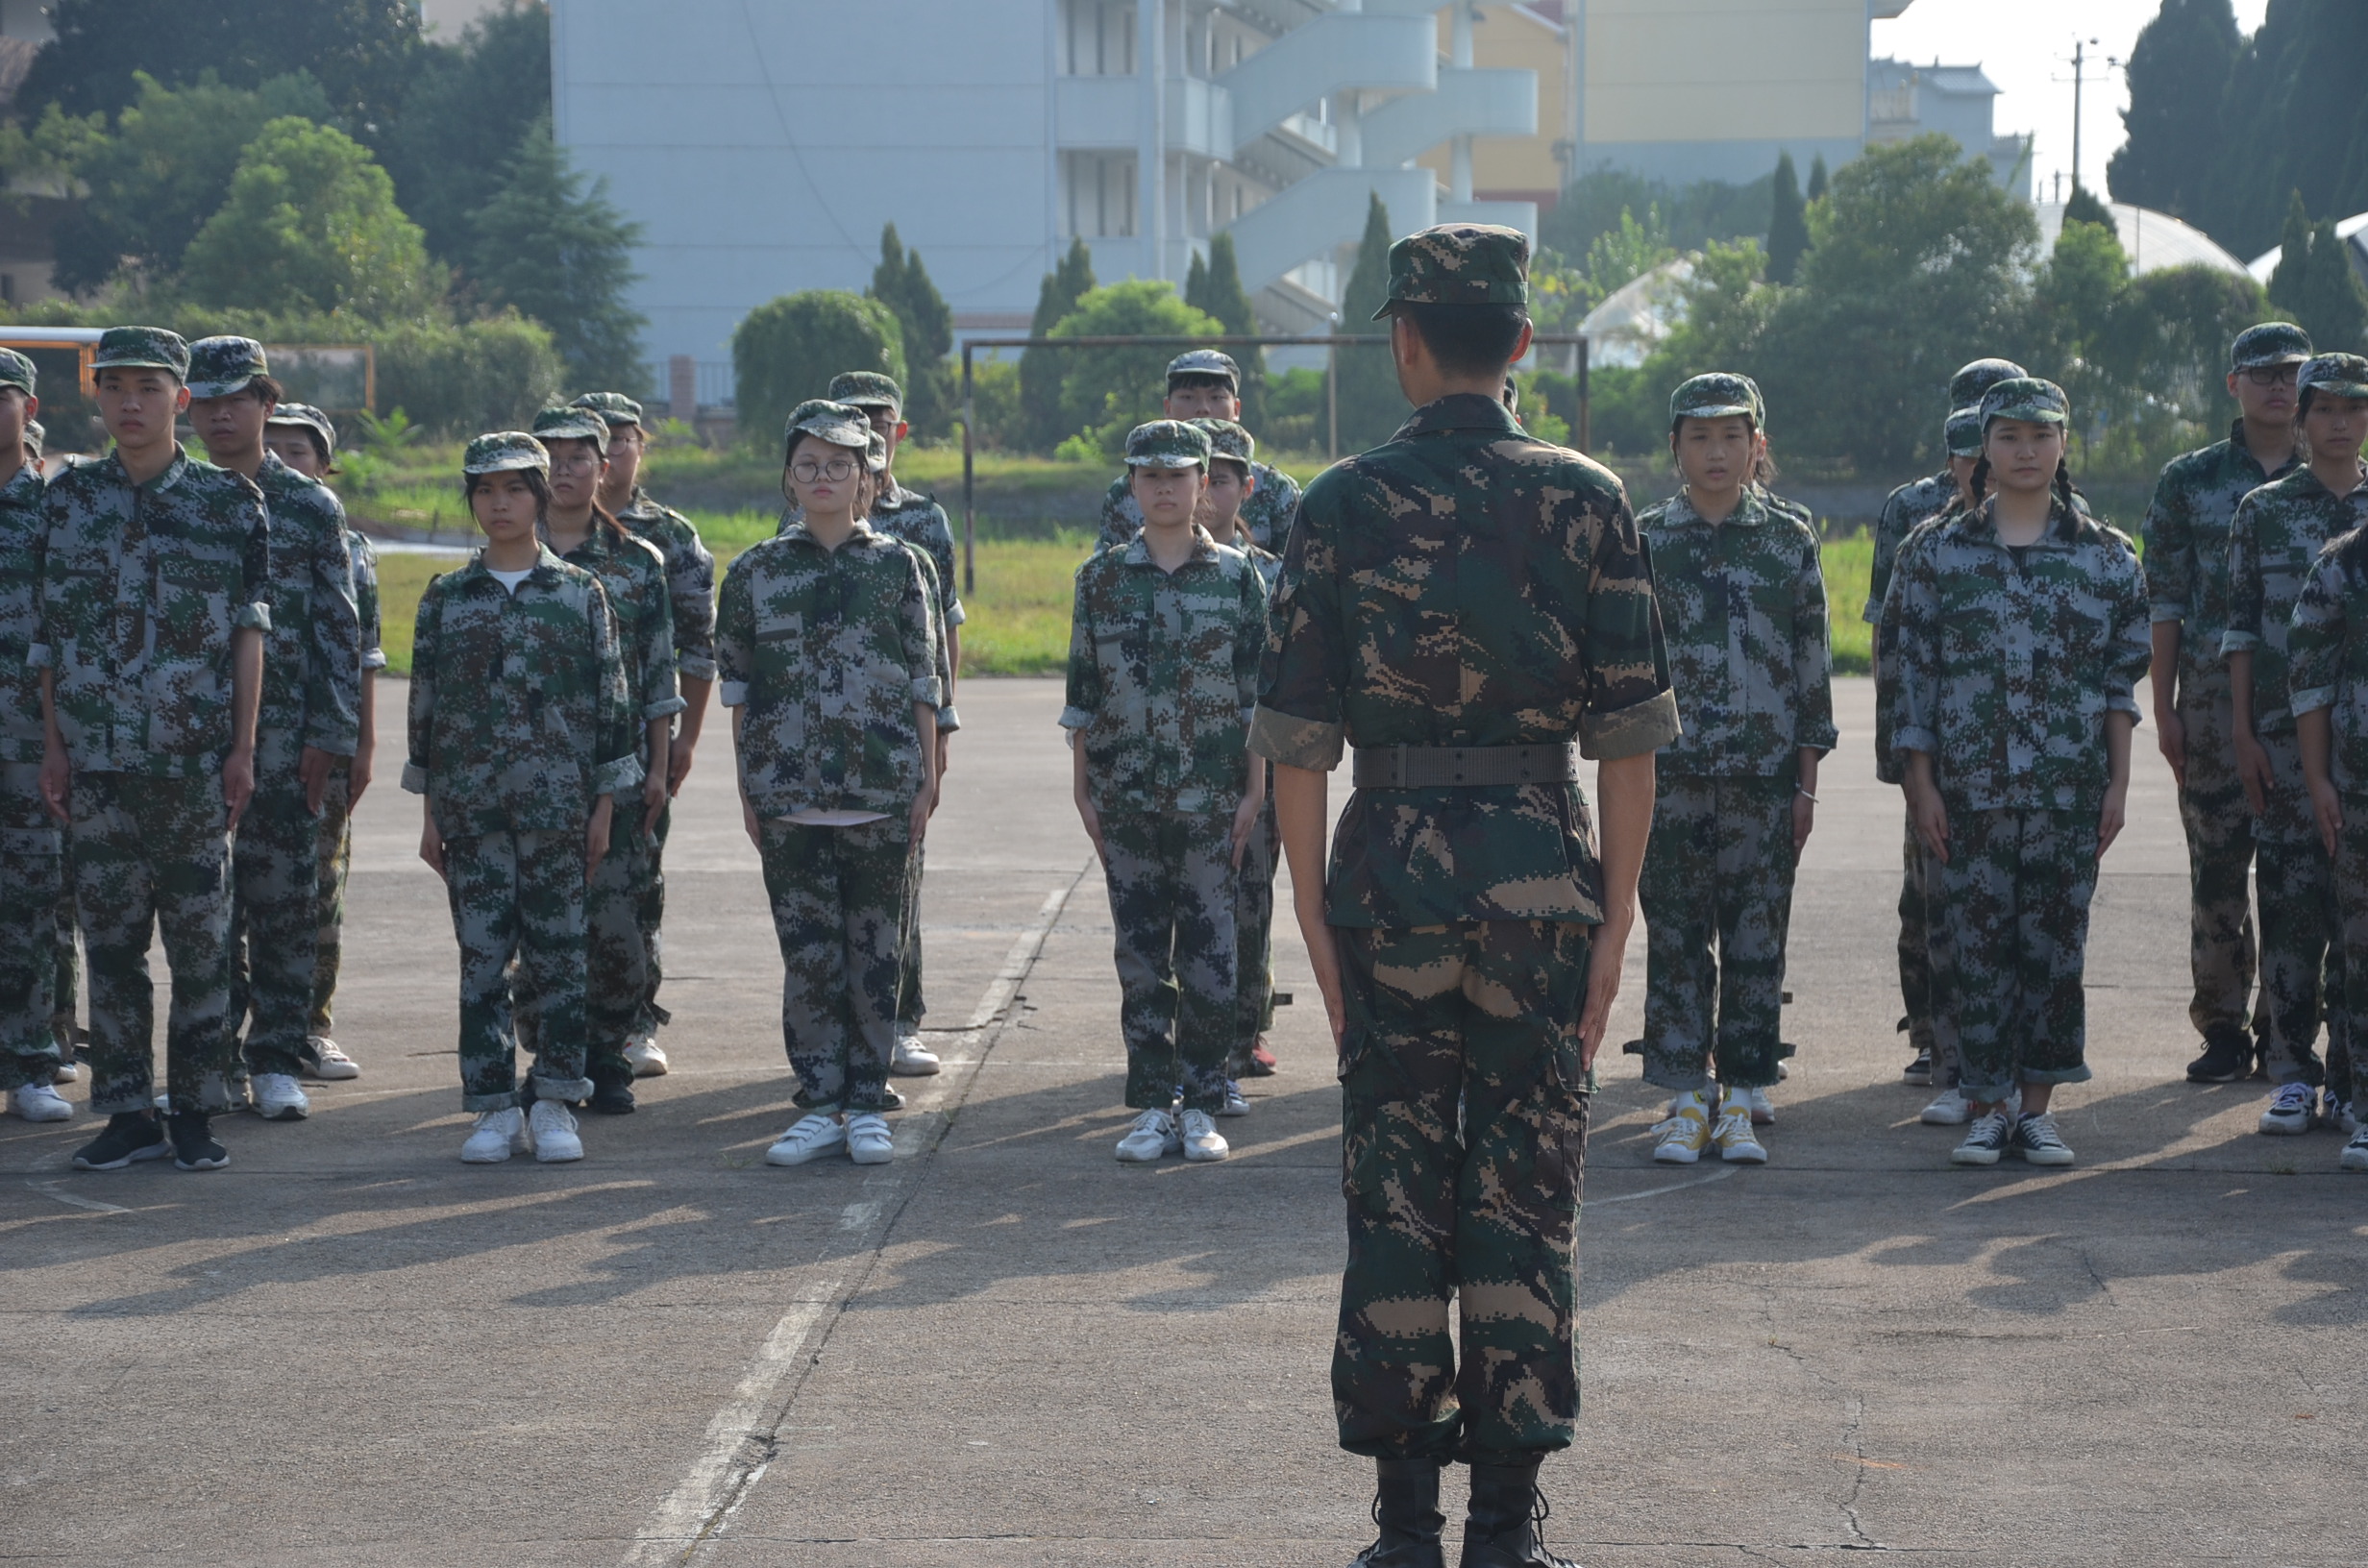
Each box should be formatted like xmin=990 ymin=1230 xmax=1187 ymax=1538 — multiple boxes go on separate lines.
xmin=1 ymin=676 xmax=2357 ymax=1567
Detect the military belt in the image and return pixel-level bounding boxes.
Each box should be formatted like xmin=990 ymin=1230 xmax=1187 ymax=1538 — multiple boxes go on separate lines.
xmin=1351 ymin=743 xmax=1579 ymax=789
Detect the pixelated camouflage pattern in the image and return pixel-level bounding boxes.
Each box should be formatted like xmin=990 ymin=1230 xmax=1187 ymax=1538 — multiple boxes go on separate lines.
xmin=1231 ymin=792 xmax=1278 ymax=1066
xmin=1945 ymin=405 xmax=1986 ymax=457
xmin=1061 ymin=528 xmax=1265 ymax=815
xmin=0 ymin=348 xmax=33 ymax=396
xmin=2330 ymin=813 xmax=2368 ymax=1119
xmin=1248 ymin=393 xmax=1678 ymax=929
xmin=351 ymin=531 xmax=384 ymax=672
xmin=784 ymin=398 xmax=873 ymax=454
xmin=1871 ymin=503 xmax=1961 ymax=782
xmin=2140 ymin=422 xmax=2302 ymax=664
xmin=1864 ymin=476 xmax=1954 ymax=624
xmin=1668 ymin=372 xmax=1762 ymax=426
xmin=1098 ymin=808 xmax=1237 ymax=1114
xmin=401 ymin=547 xmax=640 ymax=839
xmin=184 ymin=335 xmax=267 ymax=401
xmin=717 ymin=520 xmax=944 ymax=820
xmin=265 ymin=402 xmax=336 ymax=460
xmin=227 ymin=782 xmax=324 ymax=1078
xmin=1374 ymin=223 xmax=1529 ymax=316
xmin=2232 ymin=322 xmax=2312 ymax=369
xmin=462 ymin=431 xmax=547 ymax=475
xmin=2289 ymin=529 xmax=2368 ymax=791
xmin=1095 ymin=457 xmax=1304 ymax=554
xmin=1871 ymin=509 xmax=1960 ymax=1066
xmin=827 ymin=371 xmax=902 ymax=410
xmin=0 ymin=764 xmax=62 ymax=1090
xmin=91 ymin=326 xmax=186 ymax=377
xmin=583 ymin=812 xmax=654 ymax=1087
xmin=530 ymin=405 xmax=609 ymax=453
xmin=1333 ymin=919 xmax=1591 ymax=1466
xmin=308 ymin=768 xmax=351 ymax=1038
xmin=2248 ymin=727 xmax=2337 ymax=1086
xmin=870 ymin=480 xmax=967 ymax=630
xmin=1166 ymin=349 xmax=1240 ymax=389
xmin=617 ymin=484 xmax=719 ymax=682
xmin=2299 ymin=352 xmax=2368 ymax=399
xmin=1887 ymin=497 xmax=2149 ymax=814
xmin=0 ymin=463 xmax=51 ymax=765
xmin=35 ymin=452 xmax=271 ymax=776
xmin=2224 ymin=463 xmax=2368 ymax=731
xmin=571 ymin=391 xmax=644 ymax=427
xmin=252 ymin=454 xmax=362 ymax=774
xmin=441 ymin=826 xmax=594 ymax=1111
xmin=1125 ymin=419 xmax=1212 ymax=468
xmin=2168 ymin=668 xmax=2258 ymax=1042
xmin=1978 ymin=376 xmax=2067 ymax=427
xmin=757 ymin=815 xmax=908 ymax=1114
xmin=1637 ymin=487 xmax=1836 ymax=775
xmin=1188 ymin=417 xmax=1255 ymax=468
xmin=1638 ymin=774 xmax=1797 ymax=1091
xmin=1948 ymin=358 xmax=2026 ymax=409
xmin=555 ymin=523 xmax=684 ymax=746
xmin=1930 ymin=806 xmax=2099 ymax=1103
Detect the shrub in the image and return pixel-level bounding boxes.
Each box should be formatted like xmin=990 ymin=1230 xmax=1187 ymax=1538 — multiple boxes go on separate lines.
xmin=374 ymin=313 xmax=566 ymax=435
xmin=732 ymin=290 xmax=905 ymax=458
xmin=1048 ymin=280 xmax=1220 ymax=458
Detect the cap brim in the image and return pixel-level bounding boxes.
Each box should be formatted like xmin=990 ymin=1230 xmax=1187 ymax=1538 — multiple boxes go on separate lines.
xmin=184 ymin=377 xmax=257 ymax=401
xmin=790 ymin=422 xmax=873 ymax=450
xmin=1676 ymin=403 xmax=1757 ymax=420
xmin=2234 ymin=353 xmax=2311 ymax=370
xmin=1126 ymin=456 xmax=1203 ymax=470
xmin=2307 ymin=380 xmax=2368 ymax=401
xmin=464 ymin=457 xmax=548 ymax=475
xmin=1987 ymin=405 xmax=2067 ymax=425
xmin=838 ymin=395 xmax=900 ymax=412
xmin=90 ymin=358 xmax=183 ymax=375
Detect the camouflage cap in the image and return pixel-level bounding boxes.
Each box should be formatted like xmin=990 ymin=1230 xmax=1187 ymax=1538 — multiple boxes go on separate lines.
xmin=462 ymin=430 xmax=551 ymax=477
xmin=1979 ymin=376 xmax=2070 ymax=428
xmin=828 ymin=371 xmax=904 ymax=412
xmin=863 ymin=428 xmax=889 ymax=474
xmin=91 ymin=326 xmax=189 ymax=380
xmin=265 ymin=401 xmax=337 ymax=459
xmin=570 ymin=390 xmax=645 ymax=428
xmin=0 ymin=348 xmax=34 ymax=397
xmin=1124 ymin=419 xmax=1212 ymax=469
xmin=22 ymin=419 xmax=42 ymax=459
xmin=1188 ymin=417 xmax=1255 ymax=468
xmin=1948 ymin=357 xmax=2027 ymax=409
xmin=1669 ymin=372 xmax=1764 ymax=428
xmin=1501 ymin=373 xmax=1520 ymax=414
xmin=2232 ymin=321 xmax=2312 ymax=370
xmin=1943 ymin=404 xmax=1986 ymax=457
xmin=783 ymin=398 xmax=874 ymax=461
xmin=1165 ymin=349 xmax=1240 ymax=391
xmin=185 ymin=335 xmax=269 ymax=400
xmin=531 ymin=404 xmax=611 ymax=453
xmin=1372 ymin=223 xmax=1530 ymax=318
xmin=2299 ymin=353 xmax=2368 ymax=401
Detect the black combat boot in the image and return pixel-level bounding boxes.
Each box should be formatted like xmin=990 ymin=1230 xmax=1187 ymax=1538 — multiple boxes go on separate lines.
xmin=1349 ymin=1458 xmax=1446 ymax=1568
xmin=2184 ymin=1024 xmax=2251 ymax=1084
xmin=1460 ymin=1461 xmax=1580 ymax=1568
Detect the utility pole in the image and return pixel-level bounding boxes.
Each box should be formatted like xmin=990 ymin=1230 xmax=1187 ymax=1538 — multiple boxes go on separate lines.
xmin=2070 ymin=37 xmax=2087 ymax=193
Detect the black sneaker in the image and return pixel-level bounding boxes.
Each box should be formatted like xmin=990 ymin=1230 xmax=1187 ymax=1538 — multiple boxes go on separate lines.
xmin=1950 ymin=1108 xmax=2016 ymax=1166
xmin=71 ymin=1112 xmax=169 ymax=1171
xmin=1902 ymin=1048 xmax=1934 ymax=1087
xmin=2185 ymin=1031 xmax=2251 ymax=1084
xmin=588 ymin=1082 xmax=636 ymax=1115
xmin=166 ymin=1111 xmax=229 ymax=1171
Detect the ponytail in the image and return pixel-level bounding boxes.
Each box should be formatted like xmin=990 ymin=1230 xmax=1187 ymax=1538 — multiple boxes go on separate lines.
xmin=2051 ymin=457 xmax=2082 ymax=516
xmin=592 ymin=499 xmax=630 ymax=544
xmin=1753 ymin=431 xmax=1780 ymax=487
xmin=1965 ymin=455 xmax=1991 ymax=504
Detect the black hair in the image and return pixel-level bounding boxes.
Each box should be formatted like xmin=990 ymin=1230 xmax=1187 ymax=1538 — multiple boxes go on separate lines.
xmin=1964 ymin=453 xmax=2082 ymax=516
xmin=462 ymin=466 xmax=554 ymax=530
xmin=287 ymin=427 xmax=334 ymax=473
xmin=246 ymin=374 xmax=285 ymax=406
xmin=1666 ymin=415 xmax=1779 ymax=486
xmin=1166 ymin=373 xmax=1236 ymax=396
xmin=1395 ymin=301 xmax=1530 ymax=379
xmin=781 ymin=430 xmax=881 ymax=512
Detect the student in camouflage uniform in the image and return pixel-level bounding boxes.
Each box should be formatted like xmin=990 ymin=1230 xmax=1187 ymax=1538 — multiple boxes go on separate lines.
xmin=262 ymin=402 xmax=376 ymax=1082
xmin=1890 ymin=379 xmax=2149 ymax=1171
xmin=718 ymin=400 xmax=944 ymax=1169
xmin=407 ymin=431 xmax=637 ymax=1165
xmin=2145 ymin=322 xmax=2313 ymax=1085
xmin=185 ymin=339 xmax=361 ymax=1125
xmin=40 ymin=328 xmax=271 ymax=1174
xmin=1253 ymin=226 xmax=1674 ymax=1568
xmin=0 ymin=349 xmax=69 ymax=1124
xmin=579 ymin=391 xmax=716 ymax=1078
xmin=530 ymin=405 xmax=680 ymax=1114
xmin=2224 ymin=353 xmax=2368 ymax=1139
xmin=21 ymin=411 xmax=80 ymax=1084
xmin=1095 ymin=350 xmax=1303 ymax=554
xmin=1065 ymin=420 xmax=1266 ymax=1163
xmin=1637 ymin=374 xmax=1835 ymax=1167
xmin=2282 ymin=358 xmax=2368 ymax=1170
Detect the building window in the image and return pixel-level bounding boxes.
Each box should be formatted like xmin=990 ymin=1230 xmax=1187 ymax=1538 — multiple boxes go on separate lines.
xmin=1062 ymin=0 xmax=1135 ymax=76
xmin=1063 ymin=152 xmax=1137 ymax=238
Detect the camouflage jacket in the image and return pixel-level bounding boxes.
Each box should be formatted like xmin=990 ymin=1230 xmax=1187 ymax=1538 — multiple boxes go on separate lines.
xmin=352 ymin=532 xmax=385 ymax=674
xmin=553 ymin=521 xmax=684 ymax=763
xmin=251 ymin=453 xmax=361 ymax=778
xmin=1060 ymin=527 xmax=1267 ymax=815
xmin=618 ymin=484 xmax=718 ymax=683
xmin=2223 ymin=463 xmax=2368 ymax=733
xmin=1249 ymin=393 xmax=1679 ymax=929
xmin=34 ymin=451 xmax=271 ymax=777
xmin=2284 ymin=528 xmax=2368 ymax=793
xmin=2143 ymin=421 xmax=2301 ymax=673
xmin=1096 ymin=458 xmax=1303 ymax=554
xmin=0 ymin=463 xmax=48 ymax=766
xmin=1639 ymin=488 xmax=1836 ymax=776
xmin=1887 ymin=497 xmax=2149 ymax=813
xmin=1871 ymin=502 xmax=1965 ymax=786
xmin=716 ymin=519 xmax=945 ymax=819
xmin=784 ymin=481 xmax=963 ymax=731
xmin=1866 ymin=471 xmax=1953 ymax=624
xmin=401 ymin=547 xmax=640 ymax=838
xmin=1217 ymin=528 xmax=1281 ymax=595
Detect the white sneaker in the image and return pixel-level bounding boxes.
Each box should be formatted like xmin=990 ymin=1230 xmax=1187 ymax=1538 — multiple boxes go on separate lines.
xmin=766 ymin=1114 xmax=847 ymax=1165
xmin=624 ymin=1038 xmax=669 ymax=1078
xmin=1714 ymin=1108 xmax=1767 ymax=1164
xmin=1920 ymin=1086 xmax=1973 ymax=1126
xmin=528 ymin=1098 xmax=582 ymax=1163
xmin=1217 ymin=1079 xmax=1251 ymax=1117
xmin=1730 ymin=1085 xmax=1774 ymax=1126
xmin=1651 ymin=1094 xmax=1711 ymax=1164
xmin=303 ymin=1037 xmax=361 ymax=1081
xmin=9 ymin=1082 xmax=72 ymax=1122
xmin=2257 ymin=1082 xmax=2314 ymax=1136
xmin=846 ymin=1112 xmax=893 ymax=1164
xmin=460 ymin=1107 xmax=527 ymax=1164
xmin=888 ymin=1029 xmax=940 ymax=1076
xmin=1115 ymin=1108 xmax=1179 ymax=1163
xmin=1179 ymin=1108 xmax=1228 ymax=1162
xmin=251 ymin=1073 xmax=310 ymax=1121
xmin=2324 ymin=1090 xmax=2360 ymax=1137
xmin=51 ymin=1058 xmax=81 ymax=1083
xmin=2340 ymin=1126 xmax=2368 ymax=1173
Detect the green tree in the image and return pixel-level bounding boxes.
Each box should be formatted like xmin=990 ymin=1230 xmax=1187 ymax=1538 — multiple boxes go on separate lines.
xmin=733 ymin=292 xmax=905 ymax=458
xmin=1021 ymin=237 xmax=1096 ymax=451
xmin=1331 ymin=192 xmax=1402 ymax=452
xmin=1766 ymin=152 xmax=1809 ymax=285
xmin=179 ymin=117 xmax=441 ymax=321
xmin=1585 ymin=206 xmax=1677 ymax=296
xmin=2099 ymin=265 xmax=2272 ymax=429
xmin=2300 ymin=218 xmax=2368 ymax=352
xmin=374 ymin=313 xmax=567 ymax=435
xmin=1806 ymin=155 xmax=1829 ymax=203
xmin=374 ymin=4 xmax=552 ymax=269
xmin=1184 ymin=231 xmax=1266 ymax=429
xmin=2267 ymin=191 xmax=2314 ymax=316
xmin=17 ymin=0 xmax=419 ymax=127
xmin=1048 ymin=281 xmax=1221 ymax=456
xmin=465 ymin=118 xmax=647 ymax=393
xmin=2032 ymin=218 xmax=2132 ymax=416
xmin=1542 ymin=166 xmax=1776 ymax=262
xmin=867 ymin=223 xmax=957 ymax=439
xmin=2107 ymin=0 xmax=2239 ymax=222
xmin=2062 ymin=182 xmax=2118 ymax=237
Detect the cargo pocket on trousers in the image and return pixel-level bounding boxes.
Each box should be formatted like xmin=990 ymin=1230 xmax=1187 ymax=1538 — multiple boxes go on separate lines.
xmin=1539 ymin=1032 xmax=1593 ymax=1198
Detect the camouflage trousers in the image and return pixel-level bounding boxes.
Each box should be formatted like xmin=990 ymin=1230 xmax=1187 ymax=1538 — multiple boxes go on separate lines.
xmin=757 ymin=815 xmax=910 ymax=1115
xmin=1638 ymin=774 xmax=1796 ymax=1091
xmin=1231 ymin=794 xmax=1280 ymax=1070
xmin=71 ymin=772 xmax=237 ymax=1115
xmin=585 ymin=811 xmax=655 ymax=1090
xmin=441 ymin=828 xmax=594 ymax=1112
xmin=1895 ymin=811 xmax=1957 ymax=1085
xmin=2324 ymin=806 xmax=2368 ymax=1118
xmin=2250 ymin=729 xmax=2338 ymax=1087
xmin=0 ymin=765 xmax=63 ymax=1092
xmin=308 ymin=761 xmax=354 ymax=1038
xmin=1335 ymin=919 xmax=1591 ymax=1467
xmin=228 ymin=779 xmax=329 ymax=1079
xmin=638 ymin=799 xmax=672 ymax=1037
xmin=896 ymin=840 xmax=927 ymax=1031
xmin=1930 ymin=804 xmax=2098 ymax=1105
xmin=1098 ymin=810 xmax=1236 ymax=1115
xmin=50 ymin=840 xmax=79 ymax=1044
xmin=2173 ymin=669 xmax=2258 ymax=1047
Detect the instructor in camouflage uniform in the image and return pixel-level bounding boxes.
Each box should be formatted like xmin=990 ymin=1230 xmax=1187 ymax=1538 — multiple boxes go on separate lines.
xmin=1254 ymin=225 xmax=1675 ymax=1568
xmin=1096 ymin=350 xmax=1302 ymax=554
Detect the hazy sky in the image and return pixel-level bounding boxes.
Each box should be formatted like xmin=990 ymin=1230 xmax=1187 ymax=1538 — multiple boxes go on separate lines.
xmin=1872 ymin=0 xmax=2271 ymax=202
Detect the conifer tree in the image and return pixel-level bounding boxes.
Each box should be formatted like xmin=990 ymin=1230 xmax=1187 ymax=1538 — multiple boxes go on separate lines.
xmin=1766 ymin=152 xmax=1809 ymax=285
xmin=1022 ymin=237 xmax=1096 ymax=451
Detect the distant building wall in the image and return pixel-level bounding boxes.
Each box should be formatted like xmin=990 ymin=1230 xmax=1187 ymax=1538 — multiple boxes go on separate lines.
xmin=1418 ymin=4 xmax=1571 ymax=208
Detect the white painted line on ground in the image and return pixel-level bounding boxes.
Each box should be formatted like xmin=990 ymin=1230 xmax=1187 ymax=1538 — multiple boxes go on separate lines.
xmin=24 ymin=1180 xmax=130 ymax=1214
xmin=1590 ymin=1164 xmax=1741 ymax=1206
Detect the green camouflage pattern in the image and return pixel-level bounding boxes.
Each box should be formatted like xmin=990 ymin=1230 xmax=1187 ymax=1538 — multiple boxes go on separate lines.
xmin=0 ymin=463 xmax=51 ymax=765
xmin=1979 ymin=377 xmax=2069 ymax=427
xmin=1060 ymin=528 xmax=1267 ymax=815
xmin=784 ymin=398 xmax=873 ymax=454
xmin=716 ymin=520 xmax=945 ymax=820
xmin=265 ymin=402 xmax=336 ymax=460
xmin=22 ymin=421 xmax=42 ymax=461
xmin=555 ymin=523 xmax=684 ymax=748
xmin=1638 ymin=773 xmax=1797 ymax=1091
xmin=1248 ymin=393 xmax=1679 ymax=928
xmin=462 ymin=431 xmax=548 ymax=475
xmin=441 ymin=826 xmax=594 ymax=1111
xmin=1231 ymin=792 xmax=1279 ymax=1067
xmin=2247 ymin=726 xmax=2337 ymax=1086
xmin=2222 ymin=463 xmax=2368 ymax=732
xmin=1945 ymin=405 xmax=1986 ymax=457
xmin=1636 ymin=487 xmax=1836 ymax=775
xmin=1166 ymin=349 xmax=1240 ymax=390
xmin=1098 ymin=808 xmax=1237 ymax=1114
xmin=2141 ymin=420 xmax=2302 ymax=664
xmin=252 ymin=454 xmax=362 ymax=773
xmin=351 ymin=531 xmax=383 ymax=673
xmin=1668 ymin=372 xmax=1763 ymax=426
xmin=2289 ymin=529 xmax=2368 ymax=793
xmin=1948 ymin=358 xmax=2026 ymax=409
xmin=827 ymin=371 xmax=902 ymax=411
xmin=0 ymin=764 xmax=64 ymax=1091
xmin=756 ymin=815 xmax=908 ymax=1114
xmin=617 ymin=485 xmax=718 ymax=682
xmin=1886 ymin=497 xmax=2150 ymax=814
xmin=227 ymin=781 xmax=326 ymax=1078
xmin=1333 ymin=919 xmax=1591 ymax=1466
xmin=91 ymin=326 xmax=187 ymax=377
xmin=308 ymin=768 xmax=352 ymax=1039
xmin=2168 ymin=664 xmax=2258 ymax=1044
xmin=1373 ymin=223 xmax=1529 ymax=316
xmin=583 ymin=812 xmax=655 ymax=1089
xmin=571 ymin=391 xmax=644 ymax=427
xmin=1188 ymin=416 xmax=1255 ymax=466
xmin=1864 ymin=471 xmax=1957 ymax=624
xmin=1124 ymin=419 xmax=1211 ymax=468
xmin=0 ymin=348 xmax=34 ymax=395
xmin=401 ymin=547 xmax=641 ymax=839
xmin=35 ymin=452 xmax=271 ymax=777
xmin=1095 ymin=456 xmax=1303 ymax=553
xmin=788 ymin=478 xmax=969 ymax=633
xmin=530 ymin=405 xmax=610 ymax=452
xmin=2232 ymin=322 xmax=2312 ymax=369
xmin=2299 ymin=352 xmax=2368 ymax=400
xmin=1930 ymin=806 xmax=2099 ymax=1103
xmin=1873 ymin=510 xmax=1962 ymax=1066
xmin=184 ymin=335 xmax=266 ymax=401
xmin=2332 ymin=818 xmax=2368 ymax=1118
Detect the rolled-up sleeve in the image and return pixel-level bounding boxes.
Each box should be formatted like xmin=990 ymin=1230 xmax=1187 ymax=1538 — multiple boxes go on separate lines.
xmin=2286 ymin=552 xmax=2348 ymax=718
xmin=1059 ymin=567 xmax=1098 ymax=733
xmin=715 ymin=560 xmax=753 ymax=709
xmin=2221 ymin=497 xmax=2265 ymax=655
xmin=1577 ymin=497 xmax=1680 ymax=761
xmin=1247 ymin=484 xmax=1348 ymax=770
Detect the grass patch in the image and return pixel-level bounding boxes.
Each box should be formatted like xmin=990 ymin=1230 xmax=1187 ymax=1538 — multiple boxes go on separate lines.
xmin=1822 ymin=534 xmax=1872 ymax=676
